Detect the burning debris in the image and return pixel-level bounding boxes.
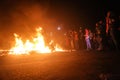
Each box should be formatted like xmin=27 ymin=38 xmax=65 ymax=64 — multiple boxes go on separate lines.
xmin=8 ymin=27 xmax=63 ymax=55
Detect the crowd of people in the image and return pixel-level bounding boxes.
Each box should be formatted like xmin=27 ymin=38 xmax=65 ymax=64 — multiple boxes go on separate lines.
xmin=63 ymin=11 xmax=120 ymax=52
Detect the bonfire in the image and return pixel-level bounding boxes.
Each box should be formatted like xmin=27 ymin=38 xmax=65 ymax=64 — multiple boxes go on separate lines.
xmin=9 ymin=27 xmax=63 ymax=55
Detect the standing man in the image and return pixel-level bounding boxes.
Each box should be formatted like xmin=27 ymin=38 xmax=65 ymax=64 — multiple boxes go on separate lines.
xmin=84 ymin=28 xmax=92 ymax=51
xmin=106 ymin=11 xmax=119 ymax=50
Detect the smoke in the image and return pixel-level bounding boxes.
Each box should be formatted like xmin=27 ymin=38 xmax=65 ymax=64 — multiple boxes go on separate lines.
xmin=0 ymin=0 xmax=58 ymax=49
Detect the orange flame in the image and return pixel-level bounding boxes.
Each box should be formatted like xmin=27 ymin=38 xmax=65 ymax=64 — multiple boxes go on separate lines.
xmin=9 ymin=27 xmax=63 ymax=55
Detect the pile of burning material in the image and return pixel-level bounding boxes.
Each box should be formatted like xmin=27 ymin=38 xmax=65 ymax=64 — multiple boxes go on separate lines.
xmin=8 ymin=27 xmax=63 ymax=55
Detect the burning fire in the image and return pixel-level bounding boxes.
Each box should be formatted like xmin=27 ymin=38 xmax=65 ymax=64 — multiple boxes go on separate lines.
xmin=9 ymin=27 xmax=63 ymax=55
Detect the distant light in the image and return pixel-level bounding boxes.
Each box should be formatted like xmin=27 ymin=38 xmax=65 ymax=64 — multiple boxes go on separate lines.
xmin=57 ymin=26 xmax=61 ymax=30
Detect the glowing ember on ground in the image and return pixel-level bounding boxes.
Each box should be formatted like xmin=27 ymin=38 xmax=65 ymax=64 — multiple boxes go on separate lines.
xmin=9 ymin=27 xmax=63 ymax=55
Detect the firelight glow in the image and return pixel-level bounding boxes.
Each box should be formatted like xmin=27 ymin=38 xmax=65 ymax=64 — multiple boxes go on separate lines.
xmin=9 ymin=27 xmax=63 ymax=55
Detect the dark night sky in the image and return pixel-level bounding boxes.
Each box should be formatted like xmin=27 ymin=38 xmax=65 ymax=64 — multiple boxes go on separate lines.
xmin=0 ymin=0 xmax=119 ymax=29
xmin=0 ymin=0 xmax=119 ymax=48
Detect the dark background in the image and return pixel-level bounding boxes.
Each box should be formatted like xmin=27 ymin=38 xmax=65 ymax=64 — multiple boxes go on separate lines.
xmin=0 ymin=0 xmax=119 ymax=49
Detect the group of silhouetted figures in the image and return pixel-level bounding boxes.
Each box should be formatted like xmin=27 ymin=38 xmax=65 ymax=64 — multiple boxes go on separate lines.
xmin=63 ymin=11 xmax=120 ymax=52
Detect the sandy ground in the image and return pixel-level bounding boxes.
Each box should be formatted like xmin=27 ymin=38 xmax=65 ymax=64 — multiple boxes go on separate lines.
xmin=0 ymin=50 xmax=120 ymax=80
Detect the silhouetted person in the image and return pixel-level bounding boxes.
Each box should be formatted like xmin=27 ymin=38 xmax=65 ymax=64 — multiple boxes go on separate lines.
xmin=95 ymin=21 xmax=104 ymax=51
xmin=84 ymin=28 xmax=92 ymax=50
xmin=106 ymin=11 xmax=119 ymax=50
xmin=78 ymin=27 xmax=85 ymax=50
